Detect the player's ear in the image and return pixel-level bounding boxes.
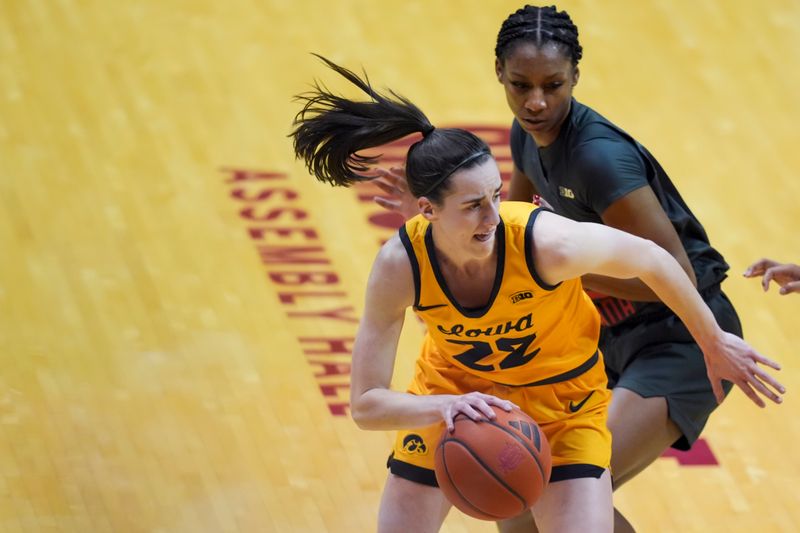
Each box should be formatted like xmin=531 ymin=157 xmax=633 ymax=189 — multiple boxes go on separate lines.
xmin=419 ymin=197 xmax=437 ymax=221
xmin=572 ymin=66 xmax=580 ymax=87
xmin=495 ymin=58 xmax=504 ymax=83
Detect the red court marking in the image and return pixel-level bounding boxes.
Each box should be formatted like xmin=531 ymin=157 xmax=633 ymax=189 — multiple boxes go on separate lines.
xmin=660 ymin=438 xmax=719 ymax=466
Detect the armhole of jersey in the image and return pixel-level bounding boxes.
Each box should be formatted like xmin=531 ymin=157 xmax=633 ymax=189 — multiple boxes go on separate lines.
xmin=398 ymin=225 xmax=421 ymax=308
xmin=524 ymin=208 xmax=561 ymax=291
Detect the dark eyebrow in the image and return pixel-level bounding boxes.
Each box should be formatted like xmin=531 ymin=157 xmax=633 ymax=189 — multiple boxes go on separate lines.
xmin=509 ymin=71 xmax=566 ymax=80
xmin=460 ymin=185 xmax=503 ymax=205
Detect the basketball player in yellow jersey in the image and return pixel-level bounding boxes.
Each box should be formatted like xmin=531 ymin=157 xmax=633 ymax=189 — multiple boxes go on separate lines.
xmin=291 ymin=56 xmax=784 ymax=533
xmin=394 ymin=200 xmax=612 ymax=488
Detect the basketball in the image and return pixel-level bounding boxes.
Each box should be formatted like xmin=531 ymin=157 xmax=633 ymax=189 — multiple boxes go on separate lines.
xmin=434 ymin=406 xmax=551 ymax=521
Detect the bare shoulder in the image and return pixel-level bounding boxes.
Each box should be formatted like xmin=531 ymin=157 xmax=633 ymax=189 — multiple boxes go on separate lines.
xmin=531 ymin=210 xmax=576 ymax=258
xmin=373 ymin=234 xmax=412 ymax=278
xmin=367 ymin=234 xmax=415 ymax=310
xmin=530 ymin=210 xmax=605 ymax=283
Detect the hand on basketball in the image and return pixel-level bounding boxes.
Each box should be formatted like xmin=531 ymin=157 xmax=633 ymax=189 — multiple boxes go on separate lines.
xmin=441 ymin=392 xmax=518 ymax=433
xmin=743 ymin=258 xmax=800 ymax=295
xmin=703 ymin=331 xmax=785 ymax=408
xmin=371 ymin=166 xmax=419 ymax=221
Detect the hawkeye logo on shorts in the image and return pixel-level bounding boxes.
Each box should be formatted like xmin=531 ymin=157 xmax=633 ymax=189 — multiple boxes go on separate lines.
xmin=510 ymin=290 xmax=533 ymax=304
xmin=401 ymin=434 xmax=428 ymax=455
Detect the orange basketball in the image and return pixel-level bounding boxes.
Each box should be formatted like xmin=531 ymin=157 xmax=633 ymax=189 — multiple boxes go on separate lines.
xmin=434 ymin=406 xmax=551 ymax=521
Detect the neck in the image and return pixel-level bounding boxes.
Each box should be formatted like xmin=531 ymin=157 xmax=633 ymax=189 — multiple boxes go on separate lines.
xmin=532 ymin=130 xmax=558 ymax=147
xmin=430 ymin=231 xmax=496 ymax=275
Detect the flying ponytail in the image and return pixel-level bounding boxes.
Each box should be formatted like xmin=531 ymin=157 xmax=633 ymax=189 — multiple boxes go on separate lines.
xmin=291 ymin=55 xmax=492 ymax=202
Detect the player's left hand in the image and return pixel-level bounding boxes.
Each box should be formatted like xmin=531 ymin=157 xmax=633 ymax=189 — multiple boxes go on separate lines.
xmin=703 ymin=331 xmax=785 ymax=408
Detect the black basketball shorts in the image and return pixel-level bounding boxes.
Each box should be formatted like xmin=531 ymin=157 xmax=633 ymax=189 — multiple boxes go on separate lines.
xmin=600 ymin=288 xmax=741 ymax=450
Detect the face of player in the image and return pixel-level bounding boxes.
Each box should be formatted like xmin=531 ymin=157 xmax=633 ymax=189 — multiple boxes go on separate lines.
xmin=421 ymin=159 xmax=503 ymax=263
xmin=496 ymin=41 xmax=579 ymax=147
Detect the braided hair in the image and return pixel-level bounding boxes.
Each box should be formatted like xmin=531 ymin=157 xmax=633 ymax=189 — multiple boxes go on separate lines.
xmin=495 ymin=5 xmax=582 ymax=66
xmin=291 ymin=55 xmax=492 ymax=203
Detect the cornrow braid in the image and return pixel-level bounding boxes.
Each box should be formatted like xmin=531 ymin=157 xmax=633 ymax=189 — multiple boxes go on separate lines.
xmin=495 ymin=5 xmax=582 ymax=66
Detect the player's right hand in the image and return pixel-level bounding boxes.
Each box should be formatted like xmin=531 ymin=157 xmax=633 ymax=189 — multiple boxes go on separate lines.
xmin=440 ymin=392 xmax=518 ymax=432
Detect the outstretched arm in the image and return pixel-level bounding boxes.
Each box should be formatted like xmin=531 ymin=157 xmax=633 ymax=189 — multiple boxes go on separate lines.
xmin=532 ymin=211 xmax=785 ymax=407
xmin=350 ymin=236 xmax=515 ymax=432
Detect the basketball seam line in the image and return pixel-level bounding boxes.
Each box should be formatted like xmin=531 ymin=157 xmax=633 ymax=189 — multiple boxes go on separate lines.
xmin=438 ymin=438 xmax=526 ymax=518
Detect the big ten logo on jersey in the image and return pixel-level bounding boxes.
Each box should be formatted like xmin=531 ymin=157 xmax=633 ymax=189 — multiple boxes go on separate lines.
xmin=350 ymin=126 xmax=513 ymax=245
xmin=437 ymin=313 xmax=540 ymax=372
xmin=510 ymin=290 xmax=533 ymax=304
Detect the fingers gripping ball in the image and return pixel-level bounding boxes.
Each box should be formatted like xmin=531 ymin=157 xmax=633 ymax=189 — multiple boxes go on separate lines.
xmin=434 ymin=406 xmax=551 ymax=521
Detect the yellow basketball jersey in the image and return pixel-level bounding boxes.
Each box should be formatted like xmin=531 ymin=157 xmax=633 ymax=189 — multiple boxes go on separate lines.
xmin=399 ymin=202 xmax=601 ymax=386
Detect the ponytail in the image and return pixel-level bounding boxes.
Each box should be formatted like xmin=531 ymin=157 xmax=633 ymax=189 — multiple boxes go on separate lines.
xmin=291 ymin=54 xmax=434 ymax=187
xmin=291 ymin=55 xmax=492 ymax=202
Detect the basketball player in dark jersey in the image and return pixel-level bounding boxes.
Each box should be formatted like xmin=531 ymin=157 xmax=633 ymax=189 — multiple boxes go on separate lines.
xmin=497 ymin=6 xmax=777 ymax=531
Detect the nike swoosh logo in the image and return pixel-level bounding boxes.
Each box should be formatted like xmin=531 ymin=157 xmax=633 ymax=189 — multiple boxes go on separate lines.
xmin=568 ymin=391 xmax=595 ymax=413
xmin=415 ymin=304 xmax=447 ymax=312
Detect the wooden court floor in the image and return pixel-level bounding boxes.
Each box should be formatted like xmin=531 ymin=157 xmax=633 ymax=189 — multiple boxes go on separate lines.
xmin=1 ymin=1 xmax=799 ymax=531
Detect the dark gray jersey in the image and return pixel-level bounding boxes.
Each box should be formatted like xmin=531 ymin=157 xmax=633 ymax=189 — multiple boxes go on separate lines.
xmin=510 ymin=99 xmax=729 ymax=325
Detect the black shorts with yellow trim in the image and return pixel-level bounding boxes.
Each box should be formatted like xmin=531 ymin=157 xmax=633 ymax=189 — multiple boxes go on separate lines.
xmin=387 ymin=350 xmax=611 ymax=487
